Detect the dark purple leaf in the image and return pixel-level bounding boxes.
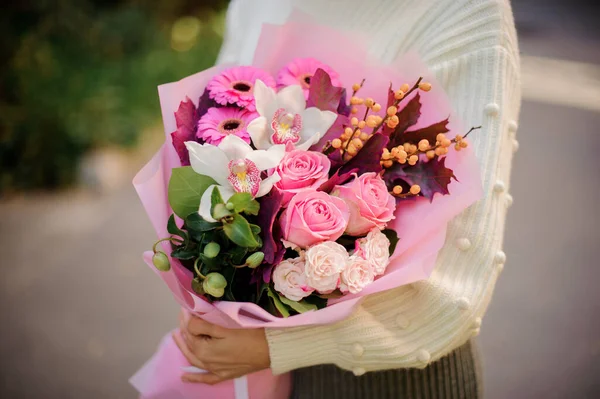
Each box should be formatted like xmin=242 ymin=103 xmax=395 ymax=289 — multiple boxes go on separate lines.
xmin=318 ymin=168 xmax=358 ymax=193
xmin=327 ymin=148 xmax=345 ymax=172
xmin=195 ymin=88 xmax=215 ymax=121
xmin=339 ymin=133 xmax=389 ymax=175
xmin=256 ymin=188 xmax=284 ymax=265
xmin=337 ymin=88 xmax=352 ymax=116
xmin=386 ymin=82 xmax=395 ymax=109
xmin=171 ymin=127 xmax=195 ymax=166
xmin=400 ymin=118 xmax=450 ymax=146
xmin=384 ymin=92 xmax=422 ymax=142
xmin=171 ymin=97 xmax=198 ymax=166
xmin=307 ymin=68 xmax=345 ymax=112
xmin=174 ymin=96 xmax=197 ymax=131
xmin=383 ymin=157 xmax=456 ymax=201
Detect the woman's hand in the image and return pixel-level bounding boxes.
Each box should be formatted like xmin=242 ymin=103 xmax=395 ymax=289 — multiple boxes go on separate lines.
xmin=173 ymin=310 xmax=271 ymax=385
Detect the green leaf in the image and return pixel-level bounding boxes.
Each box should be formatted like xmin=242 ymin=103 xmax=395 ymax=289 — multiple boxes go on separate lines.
xmin=185 ymin=212 xmax=219 ymax=232
xmin=227 ymin=245 xmax=248 ymax=265
xmin=302 ymin=294 xmax=328 ymax=310
xmin=210 ymin=186 xmax=224 ymax=217
xmin=227 ymin=192 xmax=260 ymax=215
xmin=278 ymin=294 xmax=318 ymax=314
xmin=198 ymin=253 xmax=221 ymax=269
xmin=223 ymin=214 xmax=259 ymax=248
xmin=382 ymin=229 xmax=400 ymax=256
xmin=167 ymin=214 xmax=187 ymax=241
xmin=171 ymin=247 xmax=198 ymax=260
xmin=212 ymin=203 xmax=233 ymax=220
xmin=267 ymin=287 xmax=290 ymax=318
xmin=249 ymin=224 xmax=261 ymax=236
xmin=168 ymin=167 xmax=216 ymax=219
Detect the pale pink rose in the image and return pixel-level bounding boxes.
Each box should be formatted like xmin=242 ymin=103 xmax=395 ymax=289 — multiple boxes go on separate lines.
xmin=304 ymin=241 xmax=349 ymax=294
xmin=332 ymin=172 xmax=396 ymax=235
xmin=355 ymin=228 xmax=391 ymax=275
xmin=340 ymin=256 xmax=376 ymax=294
xmin=273 ymin=256 xmax=314 ymax=301
xmin=275 ymin=149 xmax=331 ymax=206
xmin=280 ymin=190 xmax=350 ymax=249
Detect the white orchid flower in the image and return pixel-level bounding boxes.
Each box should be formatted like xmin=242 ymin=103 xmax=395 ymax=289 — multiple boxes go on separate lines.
xmin=246 ymin=79 xmax=338 ymax=151
xmin=185 ymin=135 xmax=285 ymax=222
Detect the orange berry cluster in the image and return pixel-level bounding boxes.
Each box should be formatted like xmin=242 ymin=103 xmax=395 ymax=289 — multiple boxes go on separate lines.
xmin=391 ymin=183 xmax=421 ymax=197
xmin=381 ymin=133 xmax=470 ymax=169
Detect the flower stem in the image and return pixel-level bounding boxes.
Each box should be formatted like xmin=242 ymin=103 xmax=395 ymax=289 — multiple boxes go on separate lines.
xmin=194 ymin=258 xmax=206 ymax=280
xmin=152 ymin=237 xmax=183 ymax=253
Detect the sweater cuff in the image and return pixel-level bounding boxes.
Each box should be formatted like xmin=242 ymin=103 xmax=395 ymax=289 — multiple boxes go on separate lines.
xmin=265 ymin=325 xmax=340 ymax=374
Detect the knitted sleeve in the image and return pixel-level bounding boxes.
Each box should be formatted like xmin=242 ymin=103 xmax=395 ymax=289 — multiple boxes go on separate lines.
xmin=264 ymin=5 xmax=522 ymax=375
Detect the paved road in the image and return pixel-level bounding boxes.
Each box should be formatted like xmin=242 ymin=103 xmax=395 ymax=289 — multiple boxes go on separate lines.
xmin=1 ymin=2 xmax=599 ymax=398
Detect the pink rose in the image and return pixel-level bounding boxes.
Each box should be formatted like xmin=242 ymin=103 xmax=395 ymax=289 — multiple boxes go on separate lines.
xmin=305 ymin=241 xmax=348 ymax=294
xmin=280 ymin=190 xmax=350 ymax=249
xmin=340 ymin=256 xmax=375 ymax=294
xmin=275 ymin=149 xmax=331 ymax=206
xmin=332 ymin=172 xmax=396 ymax=236
xmin=355 ymin=228 xmax=391 ymax=275
xmin=273 ymin=255 xmax=314 ymax=301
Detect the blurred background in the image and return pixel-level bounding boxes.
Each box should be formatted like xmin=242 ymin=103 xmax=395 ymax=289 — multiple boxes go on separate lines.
xmin=0 ymin=0 xmax=598 ymax=397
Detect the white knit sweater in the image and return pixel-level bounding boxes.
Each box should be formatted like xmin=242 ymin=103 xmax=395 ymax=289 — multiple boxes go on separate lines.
xmin=218 ymin=0 xmax=521 ymax=376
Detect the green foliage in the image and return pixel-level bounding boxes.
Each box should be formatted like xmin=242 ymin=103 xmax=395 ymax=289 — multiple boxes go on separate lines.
xmin=227 ymin=192 xmax=261 ymax=215
xmin=168 ymin=167 xmax=216 ymax=218
xmin=0 ymin=0 xmax=228 ymax=192
xmin=223 ymin=214 xmax=260 ymax=248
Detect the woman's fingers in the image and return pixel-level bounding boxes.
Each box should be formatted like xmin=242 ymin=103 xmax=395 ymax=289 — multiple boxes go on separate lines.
xmin=172 ymin=331 xmax=208 ymax=370
xmin=181 ymin=372 xmax=224 ymax=385
xmin=184 ymin=313 xmax=222 ymax=337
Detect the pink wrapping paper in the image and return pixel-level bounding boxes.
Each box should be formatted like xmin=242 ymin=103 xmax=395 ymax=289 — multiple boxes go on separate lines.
xmin=131 ymin=12 xmax=483 ymax=399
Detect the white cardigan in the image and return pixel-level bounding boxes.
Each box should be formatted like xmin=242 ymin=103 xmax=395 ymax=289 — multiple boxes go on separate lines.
xmin=217 ymin=0 xmax=521 ymax=376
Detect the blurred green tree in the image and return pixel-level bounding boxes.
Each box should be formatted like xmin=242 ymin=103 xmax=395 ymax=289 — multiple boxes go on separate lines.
xmin=0 ymin=0 xmax=228 ymax=193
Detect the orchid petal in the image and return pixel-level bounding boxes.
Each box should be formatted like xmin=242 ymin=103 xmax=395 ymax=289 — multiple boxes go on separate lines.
xmin=245 ymin=144 xmax=286 ymax=171
xmin=185 ymin=141 xmax=229 ymax=186
xmin=247 ymin=116 xmax=271 ymax=150
xmin=256 ymin=173 xmax=281 ymax=197
xmin=218 ymin=135 xmax=254 ymax=161
xmin=276 ymin=85 xmax=306 ymax=115
xmin=300 ymin=108 xmax=338 ymax=143
xmin=199 ymin=185 xmax=235 ymax=223
xmin=253 ymin=79 xmax=278 ymax=120
xmin=295 ymin=132 xmax=323 ymax=151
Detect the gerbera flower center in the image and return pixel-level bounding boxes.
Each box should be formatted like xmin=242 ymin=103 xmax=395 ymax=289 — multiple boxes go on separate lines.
xmin=271 ymin=107 xmax=302 ymax=145
xmin=232 ymin=81 xmax=252 ymax=92
xmin=300 ymin=73 xmax=312 ymax=89
xmin=227 ymin=158 xmax=261 ymax=197
xmin=219 ymin=118 xmax=243 ymax=133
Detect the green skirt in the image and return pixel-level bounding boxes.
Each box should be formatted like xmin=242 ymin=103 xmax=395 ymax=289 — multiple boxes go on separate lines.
xmin=290 ymin=340 xmax=482 ymax=399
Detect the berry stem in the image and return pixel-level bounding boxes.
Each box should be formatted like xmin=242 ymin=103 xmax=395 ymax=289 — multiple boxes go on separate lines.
xmin=152 ymin=237 xmax=183 ymax=253
xmin=372 ymin=77 xmax=423 ymax=134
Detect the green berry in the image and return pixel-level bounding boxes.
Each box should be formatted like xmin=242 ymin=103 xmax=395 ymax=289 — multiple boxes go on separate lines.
xmin=203 ymin=272 xmax=227 ymax=298
xmin=245 ymin=252 xmax=265 ymax=268
xmin=152 ymin=251 xmax=170 ymax=271
xmin=203 ymin=242 xmax=220 ymax=258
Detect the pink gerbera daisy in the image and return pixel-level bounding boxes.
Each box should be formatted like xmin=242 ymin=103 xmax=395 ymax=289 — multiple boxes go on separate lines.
xmin=207 ymin=66 xmax=275 ymax=111
xmin=197 ymin=107 xmax=258 ymax=146
xmin=276 ymin=58 xmax=342 ymax=98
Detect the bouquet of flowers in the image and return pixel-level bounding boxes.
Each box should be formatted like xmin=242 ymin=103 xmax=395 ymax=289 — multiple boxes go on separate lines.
xmin=131 ymin=14 xmax=482 ymax=399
